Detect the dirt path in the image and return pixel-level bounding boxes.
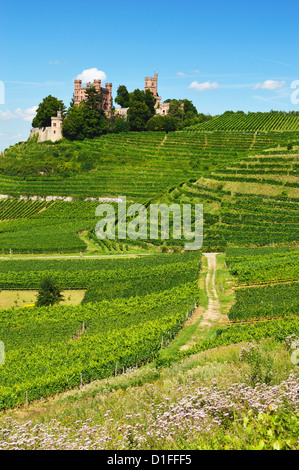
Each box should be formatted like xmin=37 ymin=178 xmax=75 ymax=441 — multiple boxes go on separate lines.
xmin=200 ymin=253 xmax=224 ymax=328
xmin=179 ymin=253 xmax=228 ymax=351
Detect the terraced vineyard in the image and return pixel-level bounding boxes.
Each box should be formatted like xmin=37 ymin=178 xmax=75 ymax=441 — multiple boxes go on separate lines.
xmin=0 ymin=124 xmax=298 ymax=423
xmin=186 ymin=111 xmax=299 ymax=132
xmin=0 ymin=198 xmax=52 ymax=220
xmin=1 ymin=129 xmax=298 ymax=199
xmin=0 ymin=139 xmax=298 ymax=254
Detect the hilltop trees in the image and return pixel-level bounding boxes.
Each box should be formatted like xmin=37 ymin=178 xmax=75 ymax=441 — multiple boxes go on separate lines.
xmin=63 ymin=86 xmax=107 ymax=140
xmin=32 ymin=95 xmax=65 ymax=128
xmin=62 ymin=105 xmax=85 ymax=141
xmin=61 ymin=82 xmax=207 ymax=139
xmin=126 ymin=88 xmax=156 ymax=131
xmin=115 ymin=85 xmax=130 ymax=108
xmin=127 ymin=101 xmax=152 ymax=131
xmin=83 ymin=86 xmax=107 ymax=138
xmin=146 ymin=115 xmax=176 ymax=132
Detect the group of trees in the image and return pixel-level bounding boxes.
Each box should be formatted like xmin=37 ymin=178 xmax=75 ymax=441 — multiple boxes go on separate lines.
xmin=114 ymin=85 xmax=211 ymax=132
xmin=32 ymin=85 xmax=211 ymax=142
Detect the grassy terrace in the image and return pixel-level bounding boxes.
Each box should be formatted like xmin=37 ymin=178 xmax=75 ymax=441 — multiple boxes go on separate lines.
xmin=1 ymin=130 xmax=298 ymax=200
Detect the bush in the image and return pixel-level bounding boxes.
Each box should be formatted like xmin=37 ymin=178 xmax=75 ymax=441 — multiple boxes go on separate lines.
xmin=36 ymin=276 xmax=64 ymax=307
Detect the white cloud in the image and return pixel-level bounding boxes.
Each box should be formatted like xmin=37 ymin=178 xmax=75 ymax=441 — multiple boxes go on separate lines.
xmin=176 ymin=71 xmax=186 ymax=77
xmin=0 ymin=106 xmax=38 ymax=122
xmin=76 ymin=68 xmax=107 ymax=83
xmin=189 ymin=81 xmax=220 ymax=92
xmin=253 ymin=80 xmax=286 ymax=90
xmin=0 ymin=110 xmax=15 ymax=120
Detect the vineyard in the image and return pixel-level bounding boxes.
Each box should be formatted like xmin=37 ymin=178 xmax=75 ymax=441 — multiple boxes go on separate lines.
xmin=1 ymin=128 xmax=298 ymax=199
xmin=0 ymin=252 xmax=200 ymax=409
xmin=228 ymin=283 xmax=299 ymax=322
xmin=226 ymin=247 xmax=299 ymax=284
xmin=0 ymin=144 xmax=298 ymax=254
xmin=164 ymin=246 xmax=299 ymax=364
xmin=225 ymin=246 xmax=299 ymax=325
xmin=186 ymin=111 xmax=299 ymax=132
xmin=0 ymin=252 xmax=198 ymax=291
xmin=0 ymin=122 xmax=298 ymax=438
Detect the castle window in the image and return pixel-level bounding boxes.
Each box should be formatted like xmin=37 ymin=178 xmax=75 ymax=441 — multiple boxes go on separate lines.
xmin=53 ymin=122 xmax=56 ymax=127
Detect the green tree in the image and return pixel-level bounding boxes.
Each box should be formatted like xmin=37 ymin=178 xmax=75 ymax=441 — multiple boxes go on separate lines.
xmin=129 ymin=88 xmax=145 ymax=106
xmin=128 ymin=88 xmax=156 ymax=116
xmin=143 ymin=89 xmax=156 ymax=116
xmin=181 ymin=99 xmax=198 ymax=119
xmin=127 ymin=101 xmax=152 ymax=131
xmin=167 ymin=99 xmax=185 ymax=126
xmin=69 ymin=94 xmax=74 ymax=107
xmin=83 ymin=86 xmax=107 ymax=138
xmin=115 ymin=85 xmax=130 ymax=108
xmin=32 ymin=95 xmax=65 ymax=128
xmin=146 ymin=115 xmax=176 ymax=132
xmin=36 ymin=277 xmax=64 ymax=307
xmin=62 ymin=104 xmax=85 ymax=141
xmin=113 ymin=116 xmax=130 ymax=133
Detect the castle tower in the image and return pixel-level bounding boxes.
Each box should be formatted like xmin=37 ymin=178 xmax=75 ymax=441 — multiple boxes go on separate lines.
xmin=103 ymin=83 xmax=112 ymax=115
xmin=145 ymin=73 xmax=158 ymax=97
xmin=50 ymin=108 xmax=63 ymax=141
xmin=74 ymin=79 xmax=82 ymax=106
xmin=93 ymin=79 xmax=102 ymax=93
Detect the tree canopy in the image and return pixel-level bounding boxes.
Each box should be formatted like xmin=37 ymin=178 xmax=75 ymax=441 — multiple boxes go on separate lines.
xmin=146 ymin=115 xmax=176 ymax=132
xmin=127 ymin=101 xmax=152 ymax=131
xmin=32 ymin=95 xmax=65 ymax=128
xmin=63 ymin=86 xmax=107 ymax=140
xmin=36 ymin=277 xmax=64 ymax=307
xmin=115 ymin=85 xmax=130 ymax=108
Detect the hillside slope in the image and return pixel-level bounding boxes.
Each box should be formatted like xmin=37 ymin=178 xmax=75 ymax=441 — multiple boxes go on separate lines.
xmin=1 ymin=129 xmax=298 ymax=199
xmin=186 ymin=111 xmax=299 ymax=132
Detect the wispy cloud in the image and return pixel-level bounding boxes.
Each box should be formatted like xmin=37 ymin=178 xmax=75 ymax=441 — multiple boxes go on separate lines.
xmin=253 ymin=80 xmax=286 ymax=90
xmin=189 ymin=80 xmax=220 ymax=92
xmin=176 ymin=70 xmax=200 ymax=78
xmin=49 ymin=60 xmax=61 ymax=66
xmin=0 ymin=106 xmax=37 ymax=122
xmin=238 ymin=53 xmax=297 ymax=70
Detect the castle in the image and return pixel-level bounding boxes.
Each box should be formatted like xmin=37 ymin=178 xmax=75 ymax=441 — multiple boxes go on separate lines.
xmin=29 ymin=109 xmax=63 ymax=143
xmin=74 ymin=79 xmax=112 ymax=115
xmin=30 ymin=71 xmax=168 ymax=142
xmin=115 ymin=72 xmax=169 ymax=117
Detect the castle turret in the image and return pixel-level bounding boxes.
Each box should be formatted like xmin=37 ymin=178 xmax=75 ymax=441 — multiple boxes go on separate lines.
xmin=74 ymin=79 xmax=82 ymax=106
xmin=93 ymin=79 xmax=102 ymax=92
xmin=145 ymin=72 xmax=158 ymax=97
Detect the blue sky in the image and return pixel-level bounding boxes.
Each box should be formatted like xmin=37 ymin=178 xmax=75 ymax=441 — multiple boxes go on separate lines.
xmin=1 ymin=0 xmax=299 ymax=151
